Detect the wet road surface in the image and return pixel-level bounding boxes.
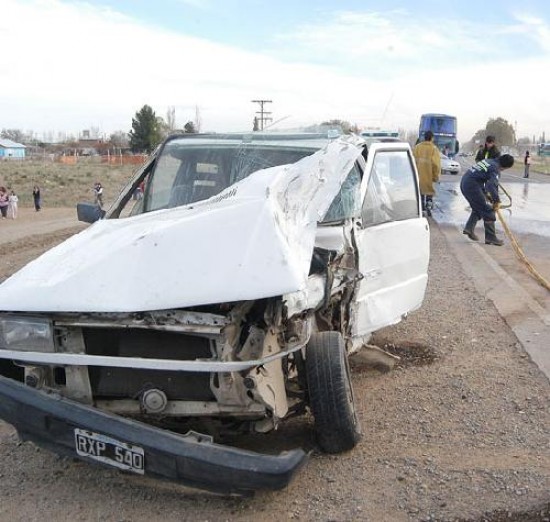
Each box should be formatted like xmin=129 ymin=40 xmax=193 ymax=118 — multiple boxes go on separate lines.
xmin=434 ymin=175 xmax=550 ymax=238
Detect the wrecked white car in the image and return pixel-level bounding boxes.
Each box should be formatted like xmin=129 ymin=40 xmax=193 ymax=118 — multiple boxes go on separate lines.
xmin=0 ymin=133 xmax=429 ymax=494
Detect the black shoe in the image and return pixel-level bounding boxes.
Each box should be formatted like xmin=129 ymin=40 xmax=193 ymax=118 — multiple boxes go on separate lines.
xmin=485 ymin=238 xmax=504 ymax=246
xmin=463 ymin=229 xmax=479 ymax=241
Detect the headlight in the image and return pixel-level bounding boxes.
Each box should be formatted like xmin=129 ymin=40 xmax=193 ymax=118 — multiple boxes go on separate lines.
xmin=0 ymin=315 xmax=55 ymax=352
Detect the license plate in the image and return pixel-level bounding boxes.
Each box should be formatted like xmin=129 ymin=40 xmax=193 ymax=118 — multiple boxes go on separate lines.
xmin=74 ymin=428 xmax=145 ymax=474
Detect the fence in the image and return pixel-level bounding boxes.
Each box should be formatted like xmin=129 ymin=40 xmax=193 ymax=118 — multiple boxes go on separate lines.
xmin=101 ymin=154 xmax=148 ymax=166
xmin=57 ymin=156 xmax=78 ymax=165
xmin=50 ymin=154 xmax=148 ymax=166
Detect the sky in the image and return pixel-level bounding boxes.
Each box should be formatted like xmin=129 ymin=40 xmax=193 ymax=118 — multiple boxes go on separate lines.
xmin=1 ymin=0 xmax=550 ymax=143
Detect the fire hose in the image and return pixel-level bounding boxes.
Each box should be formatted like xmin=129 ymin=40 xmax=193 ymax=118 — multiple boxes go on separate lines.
xmin=496 ymin=183 xmax=550 ymax=292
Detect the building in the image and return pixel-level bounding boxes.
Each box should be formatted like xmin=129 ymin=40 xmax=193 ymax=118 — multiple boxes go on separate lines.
xmin=0 ymin=139 xmax=26 ymax=159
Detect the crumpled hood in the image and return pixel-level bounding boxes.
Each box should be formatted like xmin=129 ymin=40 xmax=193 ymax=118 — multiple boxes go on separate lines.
xmin=0 ymin=140 xmax=361 ymax=312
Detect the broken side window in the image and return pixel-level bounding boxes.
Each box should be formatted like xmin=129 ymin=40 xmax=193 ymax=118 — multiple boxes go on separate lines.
xmin=321 ymin=164 xmax=362 ymax=223
xmin=361 ymin=150 xmax=419 ymax=226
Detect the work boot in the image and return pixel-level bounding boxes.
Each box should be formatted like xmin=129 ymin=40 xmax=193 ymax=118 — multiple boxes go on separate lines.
xmin=425 ymin=197 xmax=433 ymax=217
xmin=463 ymin=229 xmax=479 ymax=241
xmin=462 ymin=213 xmax=479 ymax=241
xmin=484 ymin=220 xmax=504 ymax=246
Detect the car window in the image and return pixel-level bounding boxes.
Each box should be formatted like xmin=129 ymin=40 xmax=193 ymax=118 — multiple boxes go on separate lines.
xmin=361 ymin=150 xmax=419 ymax=226
xmin=321 ymin=164 xmax=362 ymax=223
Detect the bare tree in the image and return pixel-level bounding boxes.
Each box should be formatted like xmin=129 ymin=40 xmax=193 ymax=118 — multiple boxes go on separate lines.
xmin=166 ymin=106 xmax=176 ymax=132
xmin=194 ymin=105 xmax=202 ymax=133
xmin=89 ymin=126 xmax=102 ymax=140
xmin=1 ymin=128 xmax=26 ymax=143
xmin=109 ymin=131 xmax=129 ymax=149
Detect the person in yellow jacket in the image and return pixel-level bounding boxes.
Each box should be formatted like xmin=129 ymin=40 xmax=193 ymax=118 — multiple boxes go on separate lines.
xmin=413 ymin=130 xmax=441 ymax=217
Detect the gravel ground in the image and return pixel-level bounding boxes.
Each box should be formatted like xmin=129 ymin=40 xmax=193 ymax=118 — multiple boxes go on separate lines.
xmin=0 ymin=211 xmax=549 ymax=521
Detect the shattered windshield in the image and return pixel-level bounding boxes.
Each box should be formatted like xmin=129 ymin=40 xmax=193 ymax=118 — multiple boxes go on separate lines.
xmin=143 ymin=138 xmax=318 ymax=213
xmin=322 ymin=164 xmax=362 ymax=223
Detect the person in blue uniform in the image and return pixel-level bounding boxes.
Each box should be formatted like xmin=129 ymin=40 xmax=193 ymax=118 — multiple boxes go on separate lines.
xmin=460 ymin=154 xmax=514 ymax=246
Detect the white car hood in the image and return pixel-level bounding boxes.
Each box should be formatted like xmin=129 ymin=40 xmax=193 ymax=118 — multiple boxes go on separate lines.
xmin=0 ymin=140 xmax=361 ymax=312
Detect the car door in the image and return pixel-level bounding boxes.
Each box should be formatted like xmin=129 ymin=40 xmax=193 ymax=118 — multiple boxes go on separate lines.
xmin=350 ymin=142 xmax=430 ymax=337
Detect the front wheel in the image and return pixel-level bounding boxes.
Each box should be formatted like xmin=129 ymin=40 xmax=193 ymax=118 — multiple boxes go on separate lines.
xmin=305 ymin=331 xmax=361 ymax=453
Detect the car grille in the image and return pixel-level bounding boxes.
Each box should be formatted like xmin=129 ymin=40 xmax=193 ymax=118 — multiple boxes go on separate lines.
xmin=82 ymin=328 xmax=215 ymax=401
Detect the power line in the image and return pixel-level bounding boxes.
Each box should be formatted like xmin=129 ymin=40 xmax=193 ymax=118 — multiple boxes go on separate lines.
xmin=251 ymin=99 xmax=273 ymax=130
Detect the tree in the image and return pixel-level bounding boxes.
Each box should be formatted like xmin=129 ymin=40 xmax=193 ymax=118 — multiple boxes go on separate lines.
xmin=253 ymin=116 xmax=260 ymax=131
xmin=128 ymin=105 xmax=163 ymax=153
xmin=470 ymin=128 xmax=487 ymax=146
xmin=183 ymin=121 xmax=196 ymax=134
xmin=166 ymin=106 xmax=176 ymax=132
xmin=109 ymin=131 xmax=129 ymax=149
xmin=1 ymin=128 xmax=26 ymax=143
xmin=321 ymin=119 xmax=353 ymax=134
xmin=302 ymin=119 xmax=354 ymax=135
xmin=485 ymin=117 xmax=516 ymax=146
xmin=156 ymin=116 xmax=171 ymax=139
xmin=468 ymin=117 xmax=516 ymax=149
xmin=194 ymin=105 xmax=202 ymax=133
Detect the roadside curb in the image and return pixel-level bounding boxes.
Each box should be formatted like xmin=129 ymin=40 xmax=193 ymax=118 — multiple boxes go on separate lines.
xmin=435 ymin=219 xmax=550 ymax=382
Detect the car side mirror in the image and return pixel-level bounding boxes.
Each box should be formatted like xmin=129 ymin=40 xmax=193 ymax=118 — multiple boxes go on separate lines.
xmin=77 ymin=202 xmax=105 ymax=223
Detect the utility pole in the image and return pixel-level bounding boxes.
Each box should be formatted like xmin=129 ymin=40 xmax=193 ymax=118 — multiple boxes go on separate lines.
xmin=251 ymin=100 xmax=273 ymax=130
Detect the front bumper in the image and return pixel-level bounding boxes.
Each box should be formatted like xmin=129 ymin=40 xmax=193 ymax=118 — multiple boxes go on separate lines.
xmin=0 ymin=376 xmax=307 ymax=495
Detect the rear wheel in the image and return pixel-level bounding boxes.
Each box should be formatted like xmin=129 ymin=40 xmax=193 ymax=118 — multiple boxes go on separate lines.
xmin=305 ymin=331 xmax=361 ymax=453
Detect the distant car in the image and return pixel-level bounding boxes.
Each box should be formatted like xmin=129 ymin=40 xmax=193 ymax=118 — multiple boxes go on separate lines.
xmin=440 ymin=152 xmax=461 ymax=175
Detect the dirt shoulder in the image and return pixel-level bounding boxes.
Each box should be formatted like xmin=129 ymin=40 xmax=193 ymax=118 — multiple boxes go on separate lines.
xmin=0 ymin=218 xmax=549 ymax=522
xmin=0 ymin=207 xmax=85 ymax=246
xmin=0 ymin=207 xmax=85 ymax=284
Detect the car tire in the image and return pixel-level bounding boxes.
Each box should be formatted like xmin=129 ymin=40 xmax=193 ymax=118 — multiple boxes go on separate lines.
xmin=305 ymin=331 xmax=361 ymax=453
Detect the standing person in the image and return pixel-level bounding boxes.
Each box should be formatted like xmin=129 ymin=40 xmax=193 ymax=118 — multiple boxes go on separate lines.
xmin=413 ymin=130 xmax=441 ymax=217
xmin=93 ymin=182 xmax=104 ymax=208
xmin=32 ymin=185 xmax=41 ymax=211
xmin=0 ymin=187 xmax=8 ymax=219
xmin=8 ymin=190 xmax=18 ymax=219
xmin=475 ymin=135 xmax=501 ymax=162
xmin=460 ymin=154 xmax=514 ymax=246
xmin=523 ymin=150 xmax=531 ymax=178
